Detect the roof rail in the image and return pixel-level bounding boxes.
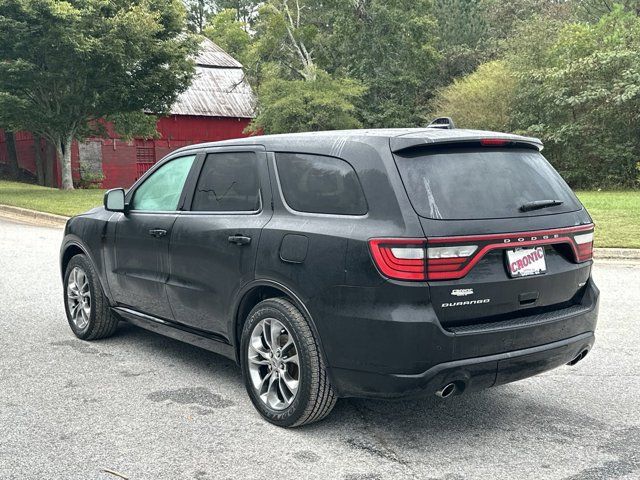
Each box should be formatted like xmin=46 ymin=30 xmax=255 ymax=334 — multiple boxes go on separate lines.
xmin=427 ymin=117 xmax=456 ymax=129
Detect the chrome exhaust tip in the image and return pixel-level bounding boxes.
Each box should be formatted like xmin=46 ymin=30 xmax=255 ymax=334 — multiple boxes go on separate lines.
xmin=436 ymin=382 xmax=457 ymax=398
xmin=567 ymin=349 xmax=589 ymax=366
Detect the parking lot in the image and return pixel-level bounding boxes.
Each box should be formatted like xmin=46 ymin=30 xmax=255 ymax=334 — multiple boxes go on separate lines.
xmin=1 ymin=217 xmax=639 ymax=480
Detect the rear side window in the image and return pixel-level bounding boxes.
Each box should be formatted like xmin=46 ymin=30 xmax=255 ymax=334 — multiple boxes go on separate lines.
xmin=276 ymin=153 xmax=367 ymax=215
xmin=394 ymin=147 xmax=581 ymax=220
xmin=191 ymin=152 xmax=261 ymax=212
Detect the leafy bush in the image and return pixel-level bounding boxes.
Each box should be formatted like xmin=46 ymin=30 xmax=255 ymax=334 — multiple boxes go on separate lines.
xmin=249 ymin=70 xmax=365 ymax=134
xmin=431 ymin=7 xmax=640 ymax=188
xmin=431 ymin=60 xmax=517 ymax=132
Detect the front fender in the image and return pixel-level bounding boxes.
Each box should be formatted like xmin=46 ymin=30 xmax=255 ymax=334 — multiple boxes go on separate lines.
xmin=59 ymin=213 xmax=115 ymax=304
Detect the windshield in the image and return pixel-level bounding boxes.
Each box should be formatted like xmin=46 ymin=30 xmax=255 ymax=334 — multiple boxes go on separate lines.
xmin=393 ymin=147 xmax=581 ymax=220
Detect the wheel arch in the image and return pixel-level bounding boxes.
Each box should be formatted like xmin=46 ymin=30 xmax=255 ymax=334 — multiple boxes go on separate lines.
xmin=60 ymin=241 xmax=90 ymax=280
xmin=232 ymin=280 xmax=329 ymax=370
xmin=60 ymin=240 xmax=114 ymax=304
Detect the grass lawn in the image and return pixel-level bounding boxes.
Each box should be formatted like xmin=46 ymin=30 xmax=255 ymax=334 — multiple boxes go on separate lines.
xmin=0 ymin=180 xmax=104 ymax=217
xmin=0 ymin=180 xmax=638 ymax=248
xmin=576 ymin=191 xmax=640 ymax=249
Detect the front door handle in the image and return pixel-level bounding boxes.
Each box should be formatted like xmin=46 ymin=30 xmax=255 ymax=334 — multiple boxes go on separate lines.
xmin=228 ymin=235 xmax=251 ymax=246
xmin=148 ymin=229 xmax=168 ymax=238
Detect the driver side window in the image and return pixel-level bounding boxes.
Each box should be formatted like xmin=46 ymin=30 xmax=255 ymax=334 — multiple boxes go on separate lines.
xmin=131 ymin=155 xmax=196 ymax=211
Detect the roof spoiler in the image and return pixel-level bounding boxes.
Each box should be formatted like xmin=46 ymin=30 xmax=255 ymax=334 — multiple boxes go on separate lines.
xmin=390 ymin=135 xmax=544 ymax=154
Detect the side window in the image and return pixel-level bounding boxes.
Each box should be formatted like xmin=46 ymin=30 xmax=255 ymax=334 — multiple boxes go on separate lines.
xmin=131 ymin=155 xmax=196 ymax=211
xmin=276 ymin=153 xmax=367 ymax=215
xmin=191 ymin=152 xmax=261 ymax=212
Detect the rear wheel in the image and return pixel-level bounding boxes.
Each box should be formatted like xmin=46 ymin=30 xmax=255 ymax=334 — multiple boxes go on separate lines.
xmin=63 ymin=254 xmax=118 ymax=340
xmin=241 ymin=298 xmax=337 ymax=427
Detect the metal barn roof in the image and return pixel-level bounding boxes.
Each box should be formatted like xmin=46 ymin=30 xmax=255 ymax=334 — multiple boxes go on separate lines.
xmin=170 ymin=38 xmax=255 ymax=119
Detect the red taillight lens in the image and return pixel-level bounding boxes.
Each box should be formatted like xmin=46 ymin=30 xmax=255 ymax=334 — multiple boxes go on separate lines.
xmin=426 ymin=245 xmax=478 ymax=280
xmin=574 ymin=232 xmax=594 ymax=262
xmin=370 ymin=226 xmax=593 ymax=281
xmin=368 ymin=239 xmax=426 ymax=280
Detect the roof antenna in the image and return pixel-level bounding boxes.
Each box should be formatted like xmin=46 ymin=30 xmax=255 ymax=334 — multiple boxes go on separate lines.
xmin=427 ymin=117 xmax=455 ymax=129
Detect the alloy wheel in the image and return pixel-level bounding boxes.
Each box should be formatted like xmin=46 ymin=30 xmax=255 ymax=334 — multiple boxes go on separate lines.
xmin=67 ymin=266 xmax=91 ymax=330
xmin=247 ymin=318 xmax=300 ymax=410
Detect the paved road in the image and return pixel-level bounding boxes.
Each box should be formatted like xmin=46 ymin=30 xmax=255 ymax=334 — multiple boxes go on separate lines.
xmin=1 ymin=218 xmax=639 ymax=480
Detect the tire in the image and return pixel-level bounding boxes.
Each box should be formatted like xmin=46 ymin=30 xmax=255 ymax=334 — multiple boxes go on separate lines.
xmin=240 ymin=298 xmax=337 ymax=427
xmin=63 ymin=254 xmax=118 ymax=340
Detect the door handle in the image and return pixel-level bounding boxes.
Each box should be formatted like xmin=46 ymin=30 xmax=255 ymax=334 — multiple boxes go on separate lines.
xmin=148 ymin=229 xmax=168 ymax=238
xmin=228 ymin=235 xmax=251 ymax=246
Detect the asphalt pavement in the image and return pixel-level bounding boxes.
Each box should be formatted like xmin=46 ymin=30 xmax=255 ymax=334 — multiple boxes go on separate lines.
xmin=0 ymin=217 xmax=639 ymax=480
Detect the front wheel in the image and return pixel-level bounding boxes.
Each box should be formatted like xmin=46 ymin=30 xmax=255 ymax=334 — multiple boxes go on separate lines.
xmin=241 ymin=298 xmax=337 ymax=427
xmin=63 ymin=254 xmax=118 ymax=340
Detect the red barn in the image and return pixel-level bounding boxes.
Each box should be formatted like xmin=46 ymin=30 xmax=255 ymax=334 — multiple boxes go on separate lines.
xmin=0 ymin=39 xmax=256 ymax=189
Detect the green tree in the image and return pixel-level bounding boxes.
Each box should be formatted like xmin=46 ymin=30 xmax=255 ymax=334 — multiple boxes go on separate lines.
xmin=514 ymin=7 xmax=640 ymax=187
xmin=249 ymin=70 xmax=365 ymax=134
xmin=0 ymin=0 xmax=198 ymax=189
xmin=217 ymin=0 xmax=260 ymax=26
xmin=434 ymin=0 xmax=489 ymax=80
xmin=574 ymin=0 xmax=640 ymax=21
xmin=323 ymin=0 xmax=440 ymax=127
xmin=430 ymin=5 xmax=640 ymax=188
xmin=481 ymin=0 xmax=574 ymax=42
xmin=252 ymin=0 xmax=324 ymax=81
xmin=431 ymin=60 xmax=517 ymax=131
xmin=247 ymin=0 xmax=365 ymax=133
xmin=184 ymin=0 xmax=218 ymax=33
xmin=2 ymin=130 xmax=19 ymax=179
xmin=204 ymin=8 xmax=252 ymax=65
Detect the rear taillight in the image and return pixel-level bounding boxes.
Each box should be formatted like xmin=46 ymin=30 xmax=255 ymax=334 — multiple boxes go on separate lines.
xmin=574 ymin=232 xmax=594 ymax=262
xmin=368 ymin=239 xmax=426 ymax=281
xmin=369 ymin=225 xmax=594 ymax=282
xmin=426 ymin=245 xmax=478 ymax=280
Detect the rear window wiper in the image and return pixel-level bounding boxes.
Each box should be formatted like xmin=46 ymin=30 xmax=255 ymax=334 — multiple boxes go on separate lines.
xmin=520 ymin=199 xmax=564 ymax=212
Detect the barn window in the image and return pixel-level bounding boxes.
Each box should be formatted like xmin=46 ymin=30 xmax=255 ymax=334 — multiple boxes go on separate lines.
xmin=136 ymin=140 xmax=156 ymax=179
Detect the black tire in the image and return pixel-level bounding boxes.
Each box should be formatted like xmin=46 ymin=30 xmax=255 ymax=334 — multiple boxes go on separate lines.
xmin=63 ymin=254 xmax=118 ymax=340
xmin=240 ymin=298 xmax=337 ymax=427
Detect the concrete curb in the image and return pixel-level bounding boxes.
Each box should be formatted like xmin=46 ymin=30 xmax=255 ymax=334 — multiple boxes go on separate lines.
xmin=0 ymin=204 xmax=639 ymax=260
xmin=0 ymin=204 xmax=69 ymax=228
xmin=594 ymin=247 xmax=640 ymax=261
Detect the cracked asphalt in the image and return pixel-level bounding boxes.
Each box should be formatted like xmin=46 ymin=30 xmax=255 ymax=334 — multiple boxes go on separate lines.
xmin=1 ymin=217 xmax=639 ymax=480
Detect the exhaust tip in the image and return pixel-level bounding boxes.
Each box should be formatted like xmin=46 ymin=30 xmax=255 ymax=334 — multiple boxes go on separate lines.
xmin=567 ymin=349 xmax=589 ymax=366
xmin=436 ymin=382 xmax=457 ymax=399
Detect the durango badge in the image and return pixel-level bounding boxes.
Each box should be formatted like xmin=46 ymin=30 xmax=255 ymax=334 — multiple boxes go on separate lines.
xmin=442 ymin=299 xmax=490 ymax=308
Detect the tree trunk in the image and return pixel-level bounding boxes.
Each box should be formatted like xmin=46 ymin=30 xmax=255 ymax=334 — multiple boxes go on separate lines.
xmin=5 ymin=131 xmax=20 ymax=179
xmin=45 ymin=141 xmax=55 ymax=188
xmin=55 ymin=135 xmax=74 ymax=190
xmin=33 ymin=134 xmax=45 ymax=186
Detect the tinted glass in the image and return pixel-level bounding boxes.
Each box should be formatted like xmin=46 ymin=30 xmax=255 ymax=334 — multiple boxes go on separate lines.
xmin=276 ymin=153 xmax=367 ymax=215
xmin=131 ymin=155 xmax=196 ymax=211
xmin=394 ymin=148 xmax=581 ymax=220
xmin=191 ymin=152 xmax=261 ymax=212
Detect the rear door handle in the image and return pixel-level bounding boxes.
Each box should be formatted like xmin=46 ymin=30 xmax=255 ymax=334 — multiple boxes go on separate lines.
xmin=148 ymin=229 xmax=168 ymax=238
xmin=228 ymin=235 xmax=251 ymax=246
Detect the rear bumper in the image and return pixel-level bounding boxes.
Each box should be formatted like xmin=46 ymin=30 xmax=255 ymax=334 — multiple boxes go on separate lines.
xmin=316 ymin=279 xmax=599 ymax=399
xmin=331 ymin=331 xmax=594 ymax=399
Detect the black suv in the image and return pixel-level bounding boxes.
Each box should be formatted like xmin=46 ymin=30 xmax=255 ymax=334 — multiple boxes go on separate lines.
xmin=60 ymin=127 xmax=599 ymax=427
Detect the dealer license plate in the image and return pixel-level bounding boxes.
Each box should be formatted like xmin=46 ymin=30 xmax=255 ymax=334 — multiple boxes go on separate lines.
xmin=506 ymin=247 xmax=547 ymax=278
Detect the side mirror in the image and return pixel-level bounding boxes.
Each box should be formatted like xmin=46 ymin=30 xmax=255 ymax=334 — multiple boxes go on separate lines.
xmin=104 ymin=188 xmax=126 ymax=212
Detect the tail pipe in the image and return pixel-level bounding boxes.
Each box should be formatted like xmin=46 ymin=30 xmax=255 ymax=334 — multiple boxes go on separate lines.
xmin=435 ymin=382 xmax=457 ymax=399
xmin=567 ymin=349 xmax=590 ymax=366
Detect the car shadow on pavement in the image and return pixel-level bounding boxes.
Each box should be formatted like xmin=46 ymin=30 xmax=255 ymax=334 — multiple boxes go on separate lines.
xmin=104 ymin=321 xmax=242 ymax=380
xmin=105 ymin=322 xmax=609 ymax=442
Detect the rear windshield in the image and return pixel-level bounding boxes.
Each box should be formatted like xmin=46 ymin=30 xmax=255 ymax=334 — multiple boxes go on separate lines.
xmin=394 ymin=147 xmax=581 ymax=220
